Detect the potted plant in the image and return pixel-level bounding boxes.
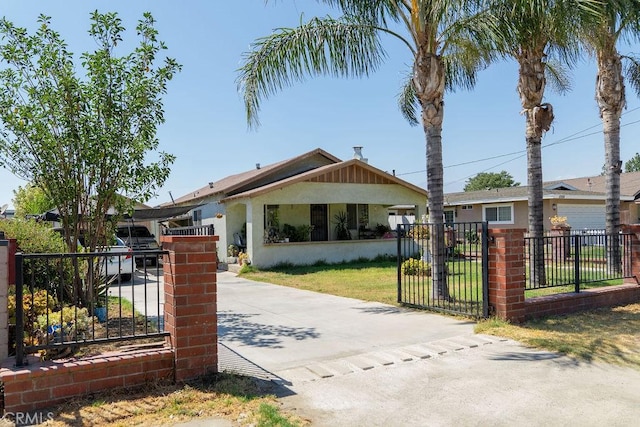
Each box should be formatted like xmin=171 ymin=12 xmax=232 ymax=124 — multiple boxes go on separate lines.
xmin=238 ymin=252 xmax=250 ymax=266
xmin=333 ymin=211 xmax=351 ymax=240
xmin=227 ymin=244 xmax=239 ymax=263
xmin=549 ymin=215 xmax=570 ymax=230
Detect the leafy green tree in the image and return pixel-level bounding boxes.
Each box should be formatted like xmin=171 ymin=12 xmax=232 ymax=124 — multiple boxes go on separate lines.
xmin=12 ymin=183 xmax=55 ymax=218
xmin=625 ymin=153 xmax=640 ymax=172
xmin=579 ymin=0 xmax=640 ymax=273
xmin=0 ymin=12 xmax=180 ymax=254
xmin=463 ymin=171 xmax=520 ymax=191
xmin=238 ymin=0 xmax=495 ymax=298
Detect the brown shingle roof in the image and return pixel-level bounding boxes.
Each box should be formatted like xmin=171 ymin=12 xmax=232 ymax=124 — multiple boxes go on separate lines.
xmin=544 ymin=171 xmax=640 ymax=197
xmin=171 ymin=148 xmax=341 ymax=204
xmin=445 ymin=186 xmax=634 ymax=206
xmin=222 ymin=159 xmax=428 ymax=202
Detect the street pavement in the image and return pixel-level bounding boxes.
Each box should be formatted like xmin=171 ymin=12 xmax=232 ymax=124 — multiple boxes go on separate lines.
xmin=212 ymin=271 xmax=640 ymax=426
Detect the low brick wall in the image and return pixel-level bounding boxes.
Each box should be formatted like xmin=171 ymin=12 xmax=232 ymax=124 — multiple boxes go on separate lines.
xmin=0 ymin=235 xmax=218 ymax=415
xmin=525 ymin=284 xmax=640 ymax=320
xmin=1 ymin=348 xmax=174 ymax=413
xmin=487 ymin=228 xmax=640 ymax=323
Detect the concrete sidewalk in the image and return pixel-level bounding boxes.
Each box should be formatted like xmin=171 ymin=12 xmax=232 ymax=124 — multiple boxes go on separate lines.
xmin=184 ymin=272 xmax=640 ymax=426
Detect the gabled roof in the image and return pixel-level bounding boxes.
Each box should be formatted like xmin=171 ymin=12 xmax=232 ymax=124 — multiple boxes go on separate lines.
xmin=544 ymin=171 xmax=640 ymax=197
xmin=222 ymin=159 xmax=428 ymax=202
xmin=445 ymin=186 xmax=634 ymax=206
xmin=171 ymin=148 xmax=341 ymax=204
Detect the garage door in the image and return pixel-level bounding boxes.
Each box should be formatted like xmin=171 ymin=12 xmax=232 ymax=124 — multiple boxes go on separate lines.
xmin=556 ymin=204 xmax=605 ymax=230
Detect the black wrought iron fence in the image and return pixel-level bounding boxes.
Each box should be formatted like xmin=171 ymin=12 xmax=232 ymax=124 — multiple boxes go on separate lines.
xmin=162 ymin=224 xmax=215 ymax=236
xmin=397 ymin=222 xmax=488 ymax=318
xmin=524 ymin=230 xmax=633 ymax=292
xmin=12 ymin=249 xmax=168 ymax=367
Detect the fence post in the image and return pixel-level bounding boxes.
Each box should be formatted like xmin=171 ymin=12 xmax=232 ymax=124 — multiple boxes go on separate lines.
xmin=488 ymin=228 xmax=526 ymax=323
xmin=0 ymin=239 xmax=9 ymax=362
xmin=621 ymin=225 xmax=640 ymax=284
xmin=161 ymin=234 xmax=219 ymax=382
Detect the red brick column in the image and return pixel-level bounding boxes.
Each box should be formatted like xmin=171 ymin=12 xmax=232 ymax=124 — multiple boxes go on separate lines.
xmin=621 ymin=225 xmax=640 ymax=284
xmin=161 ymin=235 xmax=218 ymax=382
xmin=488 ymin=229 xmax=526 ymax=323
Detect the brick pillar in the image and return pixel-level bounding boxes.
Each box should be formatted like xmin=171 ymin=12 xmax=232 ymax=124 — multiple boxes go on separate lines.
xmin=488 ymin=229 xmax=526 ymax=323
xmin=161 ymin=235 xmax=218 ymax=382
xmin=0 ymin=240 xmax=8 ymax=361
xmin=621 ymin=225 xmax=640 ymax=284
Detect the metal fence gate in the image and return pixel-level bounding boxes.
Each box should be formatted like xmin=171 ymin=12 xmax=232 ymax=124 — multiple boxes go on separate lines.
xmin=397 ymin=222 xmax=489 ymax=318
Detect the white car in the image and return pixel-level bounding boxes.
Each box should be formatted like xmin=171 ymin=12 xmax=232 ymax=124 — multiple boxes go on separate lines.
xmin=102 ymin=237 xmax=135 ymax=282
xmin=54 ymin=228 xmax=135 ymax=282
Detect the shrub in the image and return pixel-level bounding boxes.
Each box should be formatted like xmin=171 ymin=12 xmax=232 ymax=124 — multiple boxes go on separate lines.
xmin=0 ymin=218 xmax=74 ymax=292
xmin=8 ymin=285 xmax=57 ymax=324
xmin=401 ymin=258 xmax=431 ymax=276
xmin=36 ymin=306 xmax=93 ymax=343
xmin=408 ymin=224 xmax=430 ymax=240
xmin=35 ymin=306 xmax=93 ymax=359
xmin=465 ymin=230 xmax=480 ymax=244
xmin=8 ymin=285 xmax=58 ymax=356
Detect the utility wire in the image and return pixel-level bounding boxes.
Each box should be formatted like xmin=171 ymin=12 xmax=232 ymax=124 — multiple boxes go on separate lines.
xmin=396 ymin=106 xmax=640 ymax=182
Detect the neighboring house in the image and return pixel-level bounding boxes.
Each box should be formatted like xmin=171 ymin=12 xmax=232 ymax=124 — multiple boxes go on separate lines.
xmin=444 ymin=172 xmax=640 ymax=230
xmin=167 ymin=148 xmax=427 ymax=267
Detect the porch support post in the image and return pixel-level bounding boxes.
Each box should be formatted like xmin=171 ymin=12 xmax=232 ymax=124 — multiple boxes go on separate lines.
xmin=488 ymin=228 xmax=526 ymax=323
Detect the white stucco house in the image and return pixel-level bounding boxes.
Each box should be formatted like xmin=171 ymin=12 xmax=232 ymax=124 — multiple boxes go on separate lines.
xmin=167 ymin=148 xmax=427 ymax=267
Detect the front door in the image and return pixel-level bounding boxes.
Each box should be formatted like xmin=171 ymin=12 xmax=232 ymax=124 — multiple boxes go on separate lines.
xmin=310 ymin=204 xmax=328 ymax=241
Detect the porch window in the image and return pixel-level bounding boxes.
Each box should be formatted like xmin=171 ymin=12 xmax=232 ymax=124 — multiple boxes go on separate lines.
xmin=346 ymin=204 xmax=369 ymax=230
xmin=265 ymin=205 xmax=280 ymax=241
xmin=483 ymin=204 xmax=513 ymax=224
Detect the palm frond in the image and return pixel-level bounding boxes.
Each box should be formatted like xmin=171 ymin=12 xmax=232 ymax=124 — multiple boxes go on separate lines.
xmin=318 ymin=0 xmax=407 ymax=26
xmin=545 ymin=58 xmax=572 ymax=95
xmin=397 ymin=68 xmax=419 ymax=126
xmin=623 ymin=54 xmax=640 ymax=97
xmin=237 ymin=15 xmax=385 ymax=128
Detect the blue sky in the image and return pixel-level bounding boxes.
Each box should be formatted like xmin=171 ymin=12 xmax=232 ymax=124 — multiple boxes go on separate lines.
xmin=1 ymin=0 xmax=640 ymax=210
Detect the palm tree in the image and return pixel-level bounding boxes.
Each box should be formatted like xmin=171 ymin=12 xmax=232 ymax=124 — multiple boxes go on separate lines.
xmin=488 ymin=0 xmax=600 ymax=285
xmin=580 ymin=0 xmax=640 ymax=273
xmin=238 ymin=0 xmax=494 ymax=298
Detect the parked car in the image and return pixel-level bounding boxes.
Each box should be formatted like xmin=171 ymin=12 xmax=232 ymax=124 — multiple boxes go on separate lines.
xmin=53 ymin=228 xmax=135 ymax=282
xmin=116 ymin=225 xmax=160 ymax=266
xmin=101 ymin=236 xmax=135 ymax=282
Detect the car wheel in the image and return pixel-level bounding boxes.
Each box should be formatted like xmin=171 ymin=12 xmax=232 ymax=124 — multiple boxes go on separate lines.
xmin=119 ymin=274 xmax=132 ymax=282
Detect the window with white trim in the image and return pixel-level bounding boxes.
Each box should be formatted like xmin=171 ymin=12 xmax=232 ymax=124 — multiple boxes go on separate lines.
xmin=444 ymin=209 xmax=455 ymax=224
xmin=483 ymin=204 xmax=513 ymax=224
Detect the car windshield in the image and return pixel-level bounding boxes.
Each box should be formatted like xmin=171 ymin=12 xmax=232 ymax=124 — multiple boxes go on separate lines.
xmin=117 ymin=226 xmax=152 ymax=238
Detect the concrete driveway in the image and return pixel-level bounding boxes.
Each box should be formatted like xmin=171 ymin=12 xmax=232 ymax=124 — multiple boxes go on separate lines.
xmin=216 ymin=271 xmax=640 ymax=426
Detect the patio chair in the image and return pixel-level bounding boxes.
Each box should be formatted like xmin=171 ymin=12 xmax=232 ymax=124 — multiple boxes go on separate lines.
xmin=233 ymin=232 xmax=247 ymax=251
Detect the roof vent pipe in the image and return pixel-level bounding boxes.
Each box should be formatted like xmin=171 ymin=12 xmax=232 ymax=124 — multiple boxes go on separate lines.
xmin=353 ymin=146 xmax=368 ymax=163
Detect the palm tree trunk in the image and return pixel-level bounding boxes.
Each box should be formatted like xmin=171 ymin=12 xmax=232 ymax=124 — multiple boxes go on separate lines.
xmin=425 ymin=122 xmax=448 ymax=300
xmin=414 ymin=49 xmax=448 ymax=300
xmin=518 ymin=52 xmax=551 ymax=286
xmin=596 ymin=46 xmax=624 ymax=274
xmin=526 ymin=130 xmax=546 ymax=286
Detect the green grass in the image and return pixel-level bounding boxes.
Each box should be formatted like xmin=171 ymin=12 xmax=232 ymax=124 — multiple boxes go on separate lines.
xmin=476 ymin=303 xmax=640 ymax=369
xmin=242 ymin=259 xmax=399 ymax=305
